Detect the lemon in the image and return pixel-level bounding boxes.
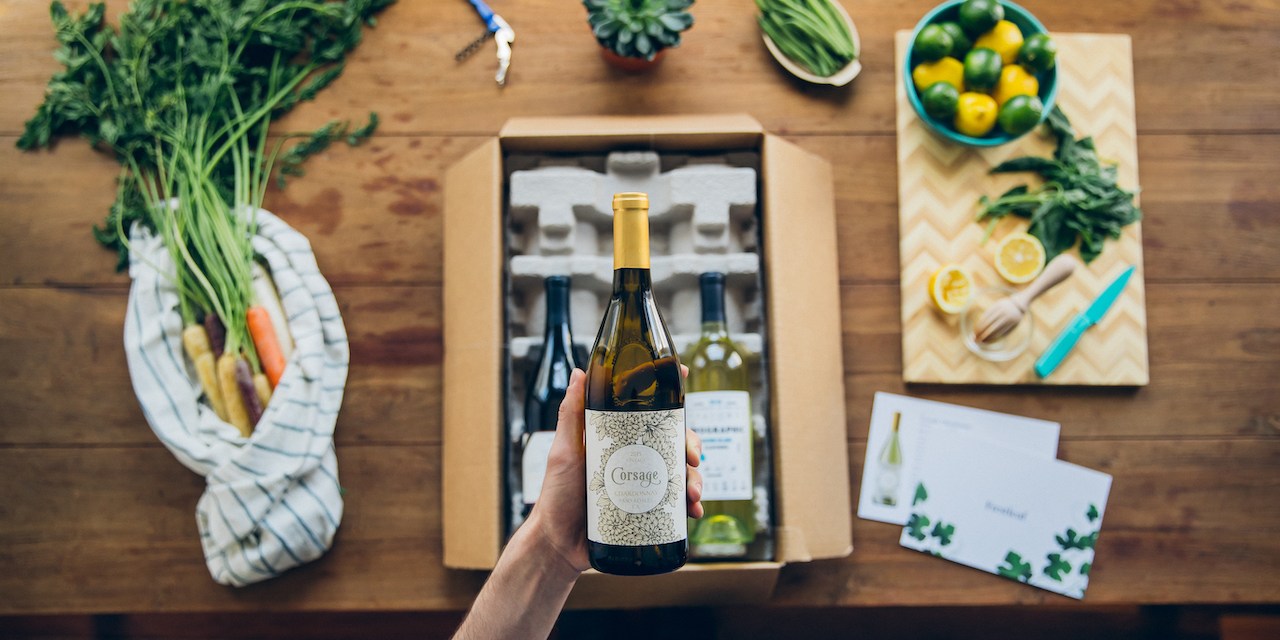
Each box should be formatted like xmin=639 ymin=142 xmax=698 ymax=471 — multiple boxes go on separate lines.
xmin=954 ymin=92 xmax=998 ymax=137
xmin=994 ymin=233 xmax=1046 ymax=284
xmin=928 ymin=264 xmax=973 ymax=314
xmin=974 ymin=20 xmax=1024 ymax=65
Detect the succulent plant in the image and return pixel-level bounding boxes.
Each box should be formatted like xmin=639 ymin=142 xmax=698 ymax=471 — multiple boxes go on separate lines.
xmin=584 ymin=0 xmax=695 ymax=61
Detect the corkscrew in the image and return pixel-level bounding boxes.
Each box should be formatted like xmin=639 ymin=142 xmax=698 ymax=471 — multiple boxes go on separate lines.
xmin=456 ymin=0 xmax=514 ymax=86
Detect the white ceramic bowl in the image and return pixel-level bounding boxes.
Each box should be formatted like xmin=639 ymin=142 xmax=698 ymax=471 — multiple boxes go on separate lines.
xmin=761 ymin=1 xmax=862 ymax=87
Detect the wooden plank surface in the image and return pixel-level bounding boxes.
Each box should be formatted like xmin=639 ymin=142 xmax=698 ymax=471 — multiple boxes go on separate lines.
xmin=0 ymin=0 xmax=1278 ymax=616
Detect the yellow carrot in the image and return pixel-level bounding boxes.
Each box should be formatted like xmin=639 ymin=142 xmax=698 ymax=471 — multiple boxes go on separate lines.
xmin=182 ymin=324 xmax=227 ymax=421
xmin=217 ymin=353 xmax=252 ymax=437
xmin=254 ymin=372 xmax=272 ymax=408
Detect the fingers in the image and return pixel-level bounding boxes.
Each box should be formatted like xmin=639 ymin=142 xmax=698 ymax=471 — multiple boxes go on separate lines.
xmin=687 ymin=465 xmax=704 ymax=519
xmin=552 ymin=369 xmax=586 ymax=454
xmin=685 ymin=427 xmax=702 ymax=468
xmin=680 ymin=363 xmax=689 ymax=379
xmin=685 ymin=427 xmax=703 ymax=518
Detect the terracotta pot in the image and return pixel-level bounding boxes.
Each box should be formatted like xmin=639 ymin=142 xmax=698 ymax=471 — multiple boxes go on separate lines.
xmin=600 ymin=47 xmax=666 ymax=72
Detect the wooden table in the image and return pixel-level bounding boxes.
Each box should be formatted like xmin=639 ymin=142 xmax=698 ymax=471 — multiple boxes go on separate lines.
xmin=1 ymin=0 xmax=1277 ymax=615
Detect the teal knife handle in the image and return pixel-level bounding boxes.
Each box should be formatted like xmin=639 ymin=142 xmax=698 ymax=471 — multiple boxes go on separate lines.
xmin=1036 ymin=314 xmax=1092 ymax=378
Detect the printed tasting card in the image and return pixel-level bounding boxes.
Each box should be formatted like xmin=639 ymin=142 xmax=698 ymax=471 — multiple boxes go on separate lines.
xmin=858 ymin=392 xmax=1060 ymax=525
xmin=898 ymin=424 xmax=1113 ymax=599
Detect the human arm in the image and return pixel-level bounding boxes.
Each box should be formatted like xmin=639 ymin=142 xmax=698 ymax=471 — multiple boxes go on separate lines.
xmin=454 ymin=368 xmax=702 ymax=639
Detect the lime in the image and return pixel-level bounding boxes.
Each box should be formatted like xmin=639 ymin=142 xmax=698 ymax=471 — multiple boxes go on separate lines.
xmin=914 ymin=24 xmax=954 ymax=62
xmin=922 ymin=82 xmax=960 ymax=120
xmin=997 ymin=94 xmax=1044 ymax=135
xmin=1019 ymin=33 xmax=1058 ymax=73
xmin=958 ymin=0 xmax=1004 ymax=37
xmin=955 ymin=92 xmax=998 ymax=137
xmin=936 ymin=21 xmax=972 ymax=57
xmin=963 ymin=47 xmax=1003 ymax=92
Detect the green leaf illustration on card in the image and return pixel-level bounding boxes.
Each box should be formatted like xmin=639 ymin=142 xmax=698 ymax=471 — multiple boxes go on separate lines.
xmin=997 ymin=551 xmax=1033 ymax=582
xmin=1044 ymin=552 xmax=1073 ymax=581
xmin=930 ymin=522 xmax=956 ymax=546
xmin=1080 ymin=562 xmax=1091 ymax=576
xmin=1087 ymin=504 xmax=1100 ymax=522
xmin=1055 ymin=528 xmax=1098 ymax=551
xmin=913 ymin=482 xmax=928 ymax=506
xmin=906 ymin=513 xmax=931 ymax=541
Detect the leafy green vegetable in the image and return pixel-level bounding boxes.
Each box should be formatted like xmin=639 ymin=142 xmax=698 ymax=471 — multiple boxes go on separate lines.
xmin=277 ymin=113 xmax=379 ymax=188
xmin=18 ymin=0 xmax=391 ymax=357
xmin=756 ymin=0 xmax=856 ymax=77
xmin=1043 ymin=552 xmax=1072 ymax=581
xmin=976 ymin=106 xmax=1141 ymax=263
xmin=996 ymin=551 xmax=1033 ymax=582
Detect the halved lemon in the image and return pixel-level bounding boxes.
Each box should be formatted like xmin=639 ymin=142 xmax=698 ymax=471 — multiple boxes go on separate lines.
xmin=928 ymin=264 xmax=972 ymax=314
xmin=994 ymin=232 xmax=1046 ymax=284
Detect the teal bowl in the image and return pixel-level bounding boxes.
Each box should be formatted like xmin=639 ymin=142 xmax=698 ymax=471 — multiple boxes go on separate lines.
xmin=905 ymin=0 xmax=1059 ymax=147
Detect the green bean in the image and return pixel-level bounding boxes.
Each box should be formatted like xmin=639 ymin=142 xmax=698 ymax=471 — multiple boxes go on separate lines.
xmin=757 ymin=0 xmax=857 ymax=77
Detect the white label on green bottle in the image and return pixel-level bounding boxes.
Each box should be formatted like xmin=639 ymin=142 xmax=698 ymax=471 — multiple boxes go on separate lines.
xmin=685 ymin=390 xmax=752 ymax=502
xmin=585 ymin=408 xmax=687 ymax=546
xmin=521 ymin=431 xmax=556 ymax=505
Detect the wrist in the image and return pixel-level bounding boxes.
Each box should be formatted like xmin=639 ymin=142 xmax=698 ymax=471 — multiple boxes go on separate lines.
xmin=517 ymin=510 xmax=585 ymax=586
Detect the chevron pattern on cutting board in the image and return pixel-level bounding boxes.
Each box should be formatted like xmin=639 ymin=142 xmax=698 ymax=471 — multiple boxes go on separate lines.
xmin=895 ymin=32 xmax=1149 ymax=385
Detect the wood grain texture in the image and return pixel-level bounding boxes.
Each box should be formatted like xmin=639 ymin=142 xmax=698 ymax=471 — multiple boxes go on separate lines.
xmin=3 ymin=1 xmax=1279 ymax=136
xmin=896 ymin=33 xmax=1148 ymax=385
xmin=0 ymin=439 xmax=1274 ymax=613
xmin=0 ymin=0 xmax=1278 ymax=616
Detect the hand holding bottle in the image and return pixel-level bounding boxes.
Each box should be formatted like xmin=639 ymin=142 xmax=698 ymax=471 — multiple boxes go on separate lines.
xmin=526 ymin=367 xmax=703 ymax=575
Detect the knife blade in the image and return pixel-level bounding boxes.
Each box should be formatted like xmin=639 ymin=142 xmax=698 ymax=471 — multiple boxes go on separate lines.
xmin=1034 ymin=265 xmax=1136 ymax=378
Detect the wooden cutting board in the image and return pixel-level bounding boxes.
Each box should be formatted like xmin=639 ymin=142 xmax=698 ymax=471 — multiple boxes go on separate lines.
xmin=895 ymin=32 xmax=1149 ymax=385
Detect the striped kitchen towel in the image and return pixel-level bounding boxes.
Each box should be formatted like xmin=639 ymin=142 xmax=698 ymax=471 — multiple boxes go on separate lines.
xmin=123 ymin=208 xmax=349 ymax=587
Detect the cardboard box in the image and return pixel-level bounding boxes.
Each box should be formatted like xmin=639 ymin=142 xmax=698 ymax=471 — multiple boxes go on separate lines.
xmin=442 ymin=114 xmax=851 ymax=607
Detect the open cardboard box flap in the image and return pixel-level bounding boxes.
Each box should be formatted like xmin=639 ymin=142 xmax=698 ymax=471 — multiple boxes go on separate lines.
xmin=443 ymin=114 xmax=851 ymax=601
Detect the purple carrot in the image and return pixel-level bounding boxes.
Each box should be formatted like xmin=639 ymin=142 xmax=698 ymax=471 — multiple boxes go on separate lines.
xmin=234 ymin=358 xmax=265 ymax=427
xmin=203 ymin=313 xmax=226 ymax=357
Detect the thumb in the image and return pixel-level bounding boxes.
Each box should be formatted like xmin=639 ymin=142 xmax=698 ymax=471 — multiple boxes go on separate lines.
xmin=553 ymin=368 xmax=586 ymax=454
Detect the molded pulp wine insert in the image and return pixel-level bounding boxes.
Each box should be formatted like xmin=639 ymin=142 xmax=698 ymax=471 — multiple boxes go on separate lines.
xmin=502 ymin=150 xmax=775 ymax=561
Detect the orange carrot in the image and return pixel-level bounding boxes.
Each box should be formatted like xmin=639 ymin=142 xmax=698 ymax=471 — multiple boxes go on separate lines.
xmin=247 ymin=306 xmax=285 ymax=388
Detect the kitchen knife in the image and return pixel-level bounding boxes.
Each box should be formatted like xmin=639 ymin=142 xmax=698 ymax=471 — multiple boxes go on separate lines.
xmin=1035 ymin=265 xmax=1136 ymax=378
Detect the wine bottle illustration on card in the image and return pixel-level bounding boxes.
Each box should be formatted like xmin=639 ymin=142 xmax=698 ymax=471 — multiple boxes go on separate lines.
xmin=520 ymin=275 xmax=580 ymax=516
xmin=685 ymin=272 xmax=756 ymax=558
xmin=873 ymin=412 xmax=904 ymax=506
xmin=585 ymin=192 xmax=688 ymax=576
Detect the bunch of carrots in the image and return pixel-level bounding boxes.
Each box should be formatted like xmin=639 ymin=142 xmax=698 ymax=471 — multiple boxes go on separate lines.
xmin=180 ymin=266 xmax=293 ymax=438
xmin=17 ymin=2 xmax=392 ymax=438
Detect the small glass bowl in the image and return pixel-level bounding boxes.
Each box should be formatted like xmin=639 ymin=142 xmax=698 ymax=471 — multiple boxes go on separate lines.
xmin=960 ymin=286 xmax=1034 ymax=362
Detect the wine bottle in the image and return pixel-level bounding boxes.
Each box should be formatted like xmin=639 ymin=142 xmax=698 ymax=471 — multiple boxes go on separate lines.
xmin=685 ymin=272 xmax=756 ymax=559
xmin=873 ymin=412 xmax=903 ymax=506
xmin=521 ymin=275 xmax=580 ymax=514
xmin=585 ymin=192 xmax=688 ymax=576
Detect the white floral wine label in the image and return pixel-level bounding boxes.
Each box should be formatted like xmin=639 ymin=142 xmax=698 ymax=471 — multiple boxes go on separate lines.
xmin=585 ymin=408 xmax=687 ymax=546
xmin=685 ymin=390 xmax=753 ymax=501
